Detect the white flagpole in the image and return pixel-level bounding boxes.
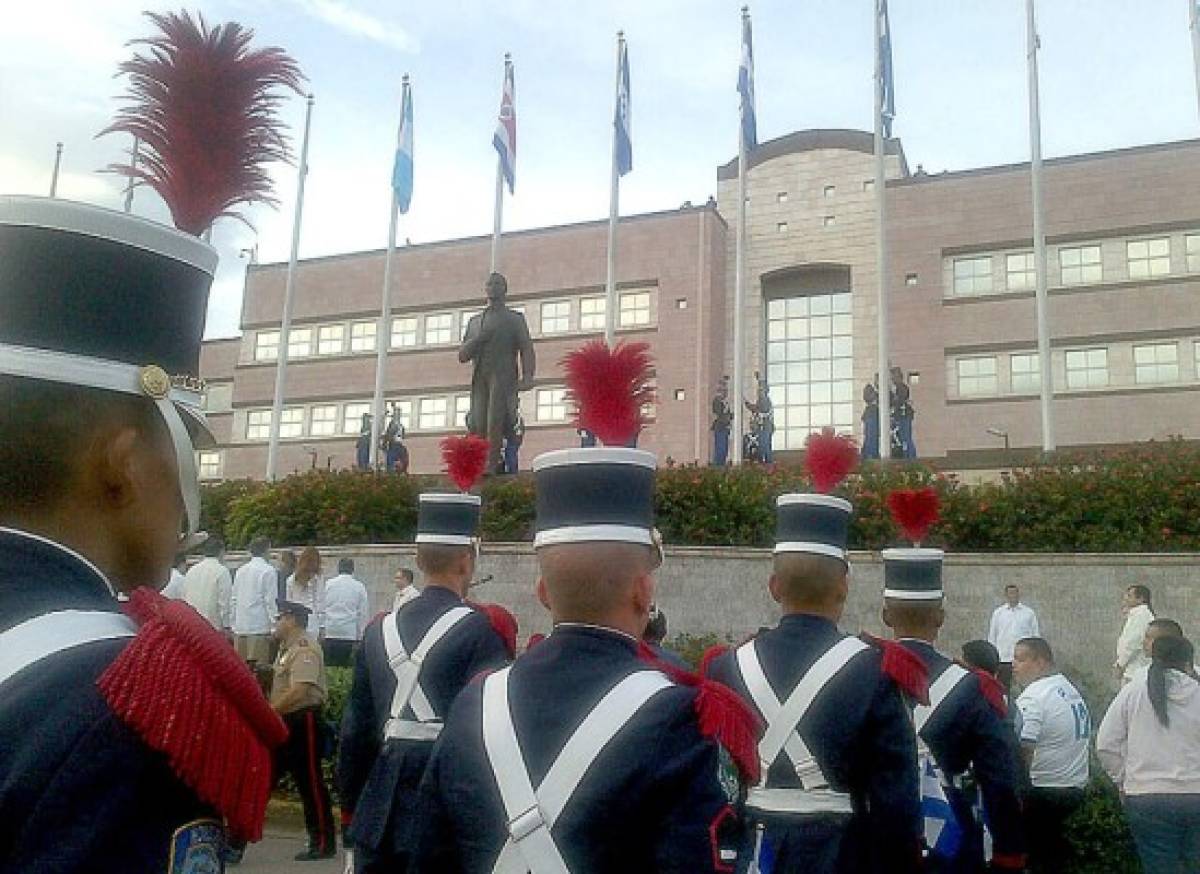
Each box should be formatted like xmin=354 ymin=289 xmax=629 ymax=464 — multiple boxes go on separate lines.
xmin=732 ymin=7 xmax=749 ymax=466
xmin=490 ymin=53 xmax=511 ymax=273
xmin=1190 ymin=0 xmax=1200 ymax=123
xmin=1027 ymin=0 xmax=1055 ymax=452
xmin=266 ymin=93 xmax=315 ymax=481
xmin=874 ymin=0 xmax=891 ymax=462
xmin=604 ymin=32 xmax=625 ymax=349
xmin=49 ymin=142 xmax=63 ymax=197
xmin=371 ymin=76 xmax=409 ymax=470
xmin=123 ymin=136 xmax=139 ymax=213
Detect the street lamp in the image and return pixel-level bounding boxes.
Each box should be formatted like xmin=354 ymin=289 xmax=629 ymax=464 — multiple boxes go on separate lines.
xmin=986 ymin=427 xmax=1010 ymax=451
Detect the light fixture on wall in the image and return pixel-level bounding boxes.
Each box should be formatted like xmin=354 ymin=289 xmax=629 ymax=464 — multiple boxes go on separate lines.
xmin=985 ymin=427 xmax=1010 ymax=451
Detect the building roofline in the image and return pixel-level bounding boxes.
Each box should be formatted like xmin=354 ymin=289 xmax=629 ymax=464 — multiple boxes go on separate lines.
xmin=248 ymin=203 xmax=725 ymax=272
xmin=889 ymin=137 xmax=1200 ymax=188
xmin=716 ymin=129 xmax=908 ymax=181
xmin=201 ymin=336 xmax=241 ymax=347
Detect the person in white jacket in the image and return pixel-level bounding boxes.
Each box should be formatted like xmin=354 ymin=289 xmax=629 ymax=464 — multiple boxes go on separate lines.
xmin=231 ymin=536 xmax=279 ymax=667
xmin=183 ymin=536 xmax=232 ymax=630
xmin=1097 ymin=634 xmax=1200 ymax=871
xmin=322 ymin=557 xmax=370 ymax=667
xmin=1115 ymin=584 xmax=1155 ymax=684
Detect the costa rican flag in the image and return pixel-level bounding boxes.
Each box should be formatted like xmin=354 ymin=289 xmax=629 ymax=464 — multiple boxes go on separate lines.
xmin=493 ymin=56 xmax=516 ymax=193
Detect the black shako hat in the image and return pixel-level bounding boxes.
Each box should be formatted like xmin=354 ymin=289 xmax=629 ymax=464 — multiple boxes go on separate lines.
xmin=774 ymin=493 xmax=853 ymax=563
xmin=276 ymin=599 xmax=312 ymax=622
xmin=881 ymin=548 xmax=945 ymax=601
xmin=532 ymin=447 xmax=657 ymax=550
xmin=416 ymin=493 xmax=482 ymax=546
xmin=0 ymin=196 xmax=217 ymax=538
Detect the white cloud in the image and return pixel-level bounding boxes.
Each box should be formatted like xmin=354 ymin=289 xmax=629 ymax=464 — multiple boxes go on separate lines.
xmin=286 ymin=0 xmax=418 ymax=53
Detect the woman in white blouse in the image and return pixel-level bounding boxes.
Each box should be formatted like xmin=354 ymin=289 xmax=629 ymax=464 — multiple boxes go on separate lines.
xmin=285 ymin=545 xmax=325 ymax=637
xmin=1097 ymin=634 xmax=1200 ymax=872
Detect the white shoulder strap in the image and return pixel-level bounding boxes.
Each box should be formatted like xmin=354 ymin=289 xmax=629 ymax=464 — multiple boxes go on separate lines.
xmin=914 ymin=663 xmax=971 ymax=735
xmin=382 ymin=604 xmax=473 ymax=727
xmin=738 ymin=636 xmax=869 ymax=789
xmin=0 ymin=609 xmax=137 ymax=687
xmin=484 ymin=667 xmax=674 ymax=874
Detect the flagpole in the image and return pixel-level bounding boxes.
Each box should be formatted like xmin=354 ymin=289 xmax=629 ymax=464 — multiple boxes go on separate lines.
xmin=266 ymin=92 xmax=315 ymax=481
xmin=604 ymin=32 xmax=625 ymax=349
xmin=732 ymin=7 xmax=750 ymax=466
xmin=123 ymin=136 xmax=139 ymax=213
xmin=371 ymin=76 xmax=409 ymax=470
xmin=1026 ymin=0 xmax=1054 ymax=452
xmin=874 ymin=0 xmax=891 ymax=463
xmin=49 ymin=142 xmax=63 ymax=197
xmin=1190 ymin=0 xmax=1200 ymax=123
xmin=491 ymin=53 xmax=511 ymax=273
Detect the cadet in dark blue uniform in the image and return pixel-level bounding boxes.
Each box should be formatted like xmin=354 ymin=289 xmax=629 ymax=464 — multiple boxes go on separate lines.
xmin=705 ymin=487 xmax=925 ymax=873
xmin=338 ymin=484 xmax=512 ymax=873
xmin=0 ymin=194 xmax=287 ymax=873
xmin=880 ymin=547 xmax=1026 ymax=872
xmin=410 ymin=437 xmax=760 ymax=872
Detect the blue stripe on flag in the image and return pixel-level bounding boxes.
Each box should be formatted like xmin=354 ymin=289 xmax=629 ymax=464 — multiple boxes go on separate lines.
xmin=615 ymin=42 xmax=632 ymax=176
xmin=921 ymin=757 xmax=964 ymax=860
xmin=392 ymin=83 xmax=414 ymax=214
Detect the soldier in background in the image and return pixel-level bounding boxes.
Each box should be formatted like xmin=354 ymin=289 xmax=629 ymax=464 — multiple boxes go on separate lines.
xmin=712 ymin=375 xmax=733 ymax=466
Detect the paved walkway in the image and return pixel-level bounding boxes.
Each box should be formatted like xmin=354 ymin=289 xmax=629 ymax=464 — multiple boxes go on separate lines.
xmin=233 ymin=828 xmax=344 ymax=873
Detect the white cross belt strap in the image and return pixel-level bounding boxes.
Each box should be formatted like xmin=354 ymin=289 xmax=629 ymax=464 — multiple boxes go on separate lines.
xmin=914 ymin=663 xmax=971 ymax=754
xmin=381 ymin=604 xmax=473 ymax=740
xmin=737 ymin=636 xmax=869 ymax=797
xmin=483 ymin=667 xmax=674 ymax=874
xmin=0 ymin=609 xmax=137 ymax=688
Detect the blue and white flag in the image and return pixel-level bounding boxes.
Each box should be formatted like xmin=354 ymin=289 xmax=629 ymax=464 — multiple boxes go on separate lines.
xmin=392 ymin=79 xmax=414 ymax=214
xmin=878 ymin=0 xmax=895 ymax=137
xmin=493 ymin=57 xmax=517 ymax=194
xmin=614 ymin=39 xmax=632 ymax=176
xmin=738 ymin=10 xmax=756 ymax=148
xmin=921 ymin=756 xmax=964 ymax=861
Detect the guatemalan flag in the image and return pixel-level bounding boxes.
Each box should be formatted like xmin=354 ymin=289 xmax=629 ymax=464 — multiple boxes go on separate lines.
xmin=392 ymin=78 xmax=414 ymax=214
xmin=614 ymin=38 xmax=632 ymax=177
xmin=493 ymin=56 xmax=516 ymax=193
xmin=738 ymin=9 xmax=756 ymax=149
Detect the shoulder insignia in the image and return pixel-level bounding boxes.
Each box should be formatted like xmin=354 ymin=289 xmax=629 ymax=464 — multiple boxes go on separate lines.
xmin=169 ymin=818 xmax=223 ymax=874
xmin=962 ymin=664 xmax=1008 ymax=717
xmin=698 ymin=643 xmax=730 ymax=678
xmin=97 ymin=588 xmax=288 ymax=843
xmin=467 ymin=600 xmax=518 ymax=659
xmin=860 ymin=633 xmax=930 ymax=705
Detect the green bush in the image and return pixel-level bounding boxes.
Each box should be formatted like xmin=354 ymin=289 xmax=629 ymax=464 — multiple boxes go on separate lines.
xmin=204 ymin=439 xmax=1200 ymax=552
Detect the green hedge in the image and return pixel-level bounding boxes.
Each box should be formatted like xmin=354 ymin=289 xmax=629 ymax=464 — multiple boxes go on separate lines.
xmin=203 ymin=439 xmax=1200 ymax=552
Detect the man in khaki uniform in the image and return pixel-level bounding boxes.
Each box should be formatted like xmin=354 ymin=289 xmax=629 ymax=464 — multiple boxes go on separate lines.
xmin=271 ymin=599 xmax=337 ymax=862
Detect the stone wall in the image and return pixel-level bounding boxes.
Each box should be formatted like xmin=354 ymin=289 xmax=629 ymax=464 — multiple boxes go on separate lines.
xmin=246 ymin=544 xmax=1198 ymax=694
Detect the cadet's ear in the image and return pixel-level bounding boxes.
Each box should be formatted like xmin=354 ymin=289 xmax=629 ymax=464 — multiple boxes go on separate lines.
xmin=536 ymin=576 xmax=551 ymax=611
xmin=90 ymin=425 xmax=142 ymax=512
xmin=768 ymin=573 xmax=784 ymax=606
xmin=631 ymin=570 xmax=655 ymax=618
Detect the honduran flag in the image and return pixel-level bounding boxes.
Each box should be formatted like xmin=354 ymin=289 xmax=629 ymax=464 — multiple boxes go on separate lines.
xmin=493 ymin=56 xmax=516 ymax=193
xmin=614 ymin=38 xmax=632 ymax=177
xmin=921 ymin=755 xmax=964 ymax=861
xmin=738 ymin=9 xmax=756 ymax=149
xmin=392 ymin=78 xmax=414 ymax=214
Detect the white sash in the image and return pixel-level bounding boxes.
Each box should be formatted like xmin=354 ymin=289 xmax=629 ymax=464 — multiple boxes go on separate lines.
xmin=914 ymin=663 xmax=971 ymax=759
xmin=381 ymin=604 xmax=473 ymax=739
xmin=0 ymin=609 xmax=137 ymax=687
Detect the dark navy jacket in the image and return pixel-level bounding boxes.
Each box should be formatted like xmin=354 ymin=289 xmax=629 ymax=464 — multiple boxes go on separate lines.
xmin=0 ymin=529 xmax=220 ymax=874
xmin=337 ymin=585 xmax=509 ymax=856
xmin=409 ymin=624 xmax=741 ymax=873
xmin=706 ymin=614 xmax=921 ymax=874
xmin=899 ymin=639 xmax=1025 ymax=870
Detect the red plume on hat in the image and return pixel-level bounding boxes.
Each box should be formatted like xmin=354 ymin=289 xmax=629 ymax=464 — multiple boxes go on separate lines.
xmin=563 ymin=340 xmax=654 ymax=446
xmin=100 ymin=10 xmax=305 ymax=236
xmin=441 ymin=434 xmax=490 ymax=491
xmin=804 ymin=428 xmax=859 ymax=493
xmin=886 ymin=487 xmax=941 ymax=545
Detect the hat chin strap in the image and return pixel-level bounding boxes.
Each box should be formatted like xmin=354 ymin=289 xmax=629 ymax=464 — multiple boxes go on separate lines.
xmin=0 ymin=343 xmax=207 ymax=539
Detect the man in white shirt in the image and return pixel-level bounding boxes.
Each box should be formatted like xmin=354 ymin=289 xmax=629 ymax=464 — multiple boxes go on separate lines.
xmin=1013 ymin=637 xmax=1090 ymax=874
xmin=1115 ymin=584 xmax=1155 ymax=685
xmin=988 ymin=584 xmax=1040 ymax=693
xmin=184 ymin=536 xmax=233 ymax=631
xmin=161 ymin=554 xmax=188 ymax=599
xmin=393 ymin=566 xmax=420 ymax=611
xmin=322 ymin=557 xmax=370 ymax=667
xmin=231 ymin=536 xmax=279 ymax=669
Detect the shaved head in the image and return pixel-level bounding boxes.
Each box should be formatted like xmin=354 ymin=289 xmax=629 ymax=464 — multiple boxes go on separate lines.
xmin=537 ymin=541 xmax=657 ymax=630
xmin=882 ymin=597 xmax=944 ymax=642
xmin=770 ymin=552 xmax=848 ymax=614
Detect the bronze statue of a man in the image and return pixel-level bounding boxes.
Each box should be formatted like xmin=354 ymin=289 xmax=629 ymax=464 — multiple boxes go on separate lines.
xmin=458 ymin=272 xmax=536 ymax=473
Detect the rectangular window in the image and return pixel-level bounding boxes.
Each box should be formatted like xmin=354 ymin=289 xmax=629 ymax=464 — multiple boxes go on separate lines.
xmin=350 ymin=321 xmax=377 ymax=353
xmin=1059 ymin=245 xmax=1102 ymax=286
xmin=1134 ymin=342 xmax=1179 ymax=385
xmin=459 ymin=310 xmax=481 ymax=341
xmin=540 ymin=300 xmax=570 ymax=334
xmin=454 ymin=395 xmax=471 ymax=428
xmin=391 ymin=316 xmax=417 ymax=348
xmin=202 ymin=383 xmax=233 ymax=414
xmin=821 ymin=215 xmax=835 ymax=227
xmin=862 ymin=179 xmax=874 ymax=192
xmin=1009 ymin=353 xmax=1040 ymax=393
xmin=1065 ymin=347 xmax=1109 ymax=390
xmin=823 ymin=184 xmax=836 ymax=198
xmin=1006 ymin=252 xmax=1035 ymax=292
xmin=419 ymin=397 xmax=448 ymax=430
xmin=579 ymin=297 xmax=606 ymax=332
xmin=619 ymin=291 xmax=651 ymax=327
xmin=254 ymin=330 xmax=279 ymax=362
xmin=278 ymin=407 xmax=304 ymax=439
xmin=310 ymin=404 xmax=338 ymax=436
xmin=1186 ymin=234 xmax=1200 ymax=273
xmin=777 ymin=221 xmax=789 ymax=233
xmin=286 ymin=327 xmax=312 ymax=359
xmin=1127 ymin=238 xmax=1170 ymax=280
xmin=952 ymin=256 xmax=993 ymax=296
xmin=198 ymin=451 xmax=221 ymax=480
xmin=956 ymin=356 xmax=998 ymax=396
xmin=246 ymin=409 xmax=272 ymax=441
xmin=343 ymin=402 xmax=371 ymax=435
xmin=536 ymin=388 xmax=568 ymax=422
xmin=316 ymin=324 xmax=344 ymax=356
xmin=424 ymin=313 xmax=453 ymax=345
xmin=776 ymin=191 xmax=788 ymax=203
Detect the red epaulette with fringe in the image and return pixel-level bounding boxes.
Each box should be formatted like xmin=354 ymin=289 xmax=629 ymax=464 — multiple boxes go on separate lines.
xmin=698 ymin=643 xmax=730 ymax=678
xmin=526 ymin=632 xmax=546 ymax=651
xmin=860 ymin=633 xmax=930 ymax=705
xmin=96 ymin=588 xmax=288 ymax=842
xmin=467 ymin=600 xmax=519 ymax=660
xmin=637 ymin=642 xmax=762 ymax=784
xmin=963 ymin=665 xmax=1008 ymax=717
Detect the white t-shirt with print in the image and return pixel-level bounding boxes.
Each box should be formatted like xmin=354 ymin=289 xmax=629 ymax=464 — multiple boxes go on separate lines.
xmin=1017 ymin=672 xmax=1091 ymax=789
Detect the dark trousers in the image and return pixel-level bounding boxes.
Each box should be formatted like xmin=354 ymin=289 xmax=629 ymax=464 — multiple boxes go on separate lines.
xmin=354 ymin=842 xmax=408 ymax=874
xmin=713 ymin=428 xmax=730 ymax=466
xmin=323 ymin=637 xmax=356 ymax=668
xmin=1125 ymin=793 xmax=1200 ymax=873
xmin=1023 ymin=786 xmax=1084 ymax=873
xmin=280 ymin=709 xmax=336 ymax=855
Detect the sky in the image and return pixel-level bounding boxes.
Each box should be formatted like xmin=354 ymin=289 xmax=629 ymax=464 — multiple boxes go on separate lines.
xmin=2 ymin=1 xmax=1197 ymax=339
